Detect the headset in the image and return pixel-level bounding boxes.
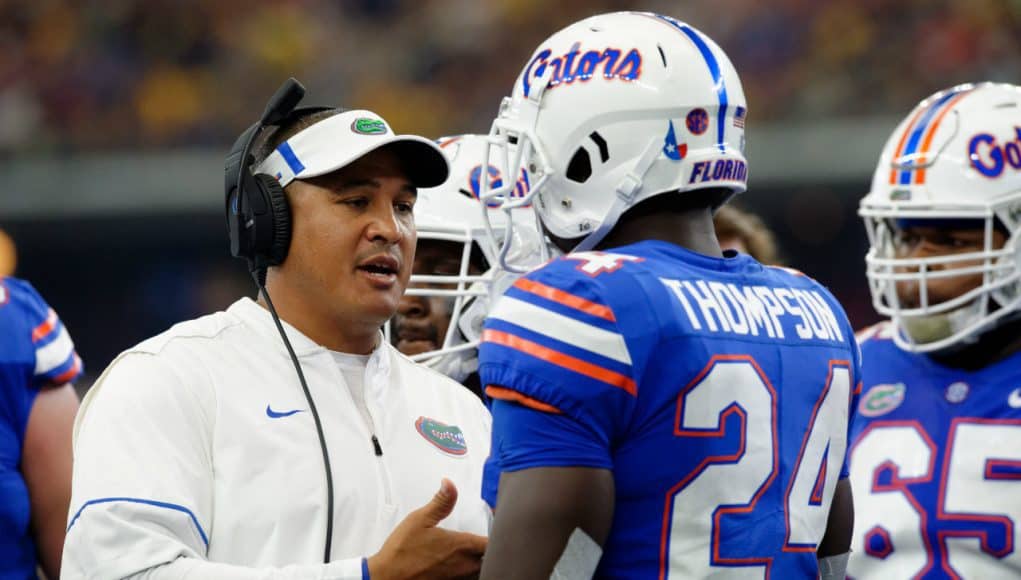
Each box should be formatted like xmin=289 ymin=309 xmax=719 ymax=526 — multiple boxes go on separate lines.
xmin=225 ymin=78 xmax=336 ymax=276
xmin=223 ymin=78 xmax=338 ymax=563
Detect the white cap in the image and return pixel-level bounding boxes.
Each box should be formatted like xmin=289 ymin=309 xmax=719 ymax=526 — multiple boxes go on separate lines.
xmin=254 ymin=109 xmax=449 ymax=188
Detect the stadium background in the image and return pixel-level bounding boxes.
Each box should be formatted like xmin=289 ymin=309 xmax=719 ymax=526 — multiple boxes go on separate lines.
xmin=1 ymin=0 xmax=1019 ymax=390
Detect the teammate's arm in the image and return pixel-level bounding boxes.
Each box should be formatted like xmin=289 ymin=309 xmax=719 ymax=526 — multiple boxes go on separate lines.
xmin=818 ymin=307 xmax=859 ymax=577
xmin=478 ymin=265 xmax=639 ymax=578
xmin=22 ymin=382 xmax=79 ymax=580
xmin=481 ymin=466 xmax=614 ymax=579
xmin=819 ymin=478 xmax=853 ymax=557
xmin=817 ymin=478 xmax=853 ymax=579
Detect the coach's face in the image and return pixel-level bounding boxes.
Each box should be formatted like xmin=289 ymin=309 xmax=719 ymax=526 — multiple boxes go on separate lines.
xmin=282 ymin=147 xmax=417 ymax=341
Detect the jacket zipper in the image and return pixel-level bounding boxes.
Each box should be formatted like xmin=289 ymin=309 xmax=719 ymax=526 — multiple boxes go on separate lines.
xmin=364 ymin=417 xmax=393 ymax=506
xmin=340 ymin=366 xmax=394 ymax=506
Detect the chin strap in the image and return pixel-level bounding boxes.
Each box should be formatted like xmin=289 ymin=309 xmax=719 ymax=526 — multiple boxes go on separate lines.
xmin=572 ymin=135 xmax=663 ymax=252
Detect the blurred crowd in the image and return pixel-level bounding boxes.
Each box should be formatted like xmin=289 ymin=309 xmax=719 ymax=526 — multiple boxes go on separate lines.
xmin=2 ymin=0 xmax=1019 ymax=153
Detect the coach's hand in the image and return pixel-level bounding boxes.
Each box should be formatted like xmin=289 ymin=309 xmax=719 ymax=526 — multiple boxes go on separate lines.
xmin=368 ymin=478 xmax=488 ymax=580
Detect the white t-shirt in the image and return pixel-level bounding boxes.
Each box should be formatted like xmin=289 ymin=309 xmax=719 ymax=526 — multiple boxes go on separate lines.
xmin=330 ymin=351 xmax=373 ymax=435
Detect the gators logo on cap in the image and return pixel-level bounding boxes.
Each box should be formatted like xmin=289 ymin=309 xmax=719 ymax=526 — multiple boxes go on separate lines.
xmin=859 ymin=383 xmax=906 ymax=417
xmin=351 ymin=118 xmax=387 ymax=135
xmin=415 ymin=416 xmax=467 ymax=456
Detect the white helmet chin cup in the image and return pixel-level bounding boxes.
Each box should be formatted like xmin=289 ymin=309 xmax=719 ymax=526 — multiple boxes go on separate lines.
xmin=481 ymin=11 xmax=748 ymax=261
xmin=390 ymin=134 xmax=549 ymax=379
xmin=860 ymin=82 xmax=1021 ymax=352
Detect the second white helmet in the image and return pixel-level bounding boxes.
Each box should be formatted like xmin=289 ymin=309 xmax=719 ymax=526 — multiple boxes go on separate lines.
xmin=393 ymin=134 xmax=547 ymax=381
xmin=860 ymin=82 xmax=1021 ymax=352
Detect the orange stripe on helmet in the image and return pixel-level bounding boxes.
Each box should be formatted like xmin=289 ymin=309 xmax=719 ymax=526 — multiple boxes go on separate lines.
xmin=914 ymin=91 xmax=972 ymax=184
xmin=888 ymin=104 xmax=930 ymax=185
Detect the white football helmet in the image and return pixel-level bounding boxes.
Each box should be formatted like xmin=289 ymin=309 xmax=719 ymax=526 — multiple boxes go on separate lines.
xmin=479 ymin=11 xmax=748 ymax=260
xmin=390 ymin=134 xmax=547 ymax=381
xmin=860 ymin=82 xmax=1021 ymax=352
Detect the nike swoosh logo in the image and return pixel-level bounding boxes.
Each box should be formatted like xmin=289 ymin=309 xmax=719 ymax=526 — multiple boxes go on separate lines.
xmin=266 ymin=405 xmax=304 ymax=419
xmin=1008 ymin=388 xmax=1021 ymax=409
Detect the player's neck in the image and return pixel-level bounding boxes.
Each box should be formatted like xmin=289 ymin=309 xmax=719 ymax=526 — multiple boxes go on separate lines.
xmin=928 ymin=317 xmax=1021 ymax=371
xmin=596 ymin=206 xmax=723 ymax=258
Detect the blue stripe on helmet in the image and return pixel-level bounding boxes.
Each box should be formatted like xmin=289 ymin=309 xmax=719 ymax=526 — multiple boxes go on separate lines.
xmin=276 ymin=141 xmax=306 ymax=175
xmin=652 ymin=14 xmax=729 ymax=152
xmin=896 ymin=88 xmax=965 ymax=184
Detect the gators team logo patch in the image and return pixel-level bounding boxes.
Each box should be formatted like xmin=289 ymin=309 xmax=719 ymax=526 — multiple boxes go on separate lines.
xmin=859 ymin=383 xmax=906 ymax=417
xmin=415 ymin=417 xmax=467 ymax=456
xmin=351 ymin=118 xmax=387 ymax=135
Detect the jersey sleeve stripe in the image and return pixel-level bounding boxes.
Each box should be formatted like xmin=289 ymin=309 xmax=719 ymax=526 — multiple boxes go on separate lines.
xmin=485 ymin=385 xmax=563 ymax=414
xmin=512 ymin=278 xmax=616 ymax=322
xmin=483 ymin=329 xmax=637 ymax=395
xmin=34 ymin=325 xmax=75 ymax=376
xmin=503 ymin=286 xmax=619 ymax=332
xmin=489 ymin=295 xmax=632 ymax=365
xmin=485 ymin=318 xmax=633 ymax=376
xmin=47 ymin=353 xmax=82 ymax=385
xmin=32 ymin=308 xmax=58 ymax=342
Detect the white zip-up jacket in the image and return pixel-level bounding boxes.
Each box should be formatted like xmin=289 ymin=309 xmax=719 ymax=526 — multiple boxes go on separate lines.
xmin=63 ymin=298 xmax=492 ymax=579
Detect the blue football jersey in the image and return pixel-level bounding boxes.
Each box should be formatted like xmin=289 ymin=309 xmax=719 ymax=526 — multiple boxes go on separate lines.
xmin=0 ymin=277 xmax=82 ymax=577
xmin=480 ymin=240 xmax=861 ymax=578
xmin=848 ymin=322 xmax=1021 ymax=579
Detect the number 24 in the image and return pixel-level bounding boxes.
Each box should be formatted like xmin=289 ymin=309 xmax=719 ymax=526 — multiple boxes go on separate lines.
xmin=661 ymin=355 xmax=852 ymax=579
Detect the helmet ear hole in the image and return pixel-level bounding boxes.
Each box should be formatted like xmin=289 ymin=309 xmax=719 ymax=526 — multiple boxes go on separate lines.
xmin=566 ymin=148 xmax=592 ymax=183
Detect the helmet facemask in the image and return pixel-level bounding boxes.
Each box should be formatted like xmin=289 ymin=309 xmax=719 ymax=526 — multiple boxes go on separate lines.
xmin=862 ymin=203 xmax=1021 ymax=353
xmin=387 ymin=228 xmax=490 ymax=381
xmin=388 ymin=134 xmax=550 ymax=382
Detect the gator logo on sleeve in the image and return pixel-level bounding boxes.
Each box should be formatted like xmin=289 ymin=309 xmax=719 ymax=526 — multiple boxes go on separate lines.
xmin=859 ymin=383 xmax=906 ymax=417
xmin=415 ymin=417 xmax=467 ymax=456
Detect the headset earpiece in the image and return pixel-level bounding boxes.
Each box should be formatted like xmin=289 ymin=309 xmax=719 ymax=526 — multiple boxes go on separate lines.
xmin=257 ymin=173 xmax=292 ymax=266
xmin=224 ymin=77 xmax=332 ymax=272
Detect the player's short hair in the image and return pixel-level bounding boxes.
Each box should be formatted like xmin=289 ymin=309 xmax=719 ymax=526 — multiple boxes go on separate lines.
xmin=251 ymin=108 xmax=343 ymax=167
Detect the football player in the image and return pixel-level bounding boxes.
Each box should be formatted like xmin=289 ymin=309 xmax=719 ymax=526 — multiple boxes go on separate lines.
xmin=392 ymin=134 xmax=547 ymax=398
xmin=849 ymin=82 xmax=1021 ymax=578
xmin=0 ymin=277 xmax=82 ymax=579
xmin=475 ymin=12 xmax=860 ymax=579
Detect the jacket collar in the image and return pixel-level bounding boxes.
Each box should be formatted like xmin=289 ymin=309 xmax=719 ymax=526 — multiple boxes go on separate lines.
xmin=227 ymin=297 xmax=388 ymax=363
